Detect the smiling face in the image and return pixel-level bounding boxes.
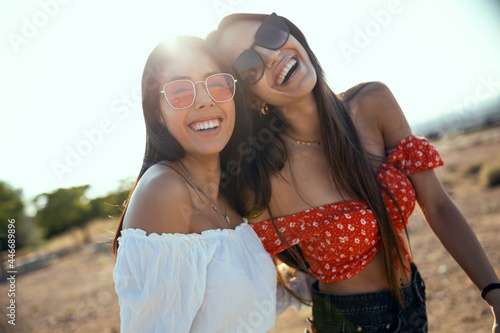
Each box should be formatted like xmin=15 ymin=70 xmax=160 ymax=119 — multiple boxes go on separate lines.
xmin=217 ymin=18 xmax=317 ymax=107
xmin=156 ymin=49 xmax=236 ymax=159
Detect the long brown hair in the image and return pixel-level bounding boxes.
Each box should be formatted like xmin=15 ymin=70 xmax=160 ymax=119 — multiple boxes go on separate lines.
xmin=112 ymin=36 xmax=245 ymax=256
xmin=209 ymin=13 xmax=409 ymax=303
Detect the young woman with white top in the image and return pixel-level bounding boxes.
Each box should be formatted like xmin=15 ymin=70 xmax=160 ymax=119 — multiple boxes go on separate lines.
xmin=111 ymin=36 xmax=308 ymax=332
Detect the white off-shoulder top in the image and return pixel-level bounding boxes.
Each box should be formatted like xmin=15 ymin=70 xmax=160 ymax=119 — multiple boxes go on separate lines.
xmin=113 ymin=220 xmax=280 ymax=333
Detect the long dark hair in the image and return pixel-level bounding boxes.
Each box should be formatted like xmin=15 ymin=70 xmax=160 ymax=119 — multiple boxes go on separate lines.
xmin=112 ymin=36 xmax=245 ymax=256
xmin=209 ymin=13 xmax=409 ymax=303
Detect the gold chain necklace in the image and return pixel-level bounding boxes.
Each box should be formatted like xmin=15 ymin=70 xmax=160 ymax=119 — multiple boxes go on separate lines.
xmin=178 ymin=162 xmax=230 ymax=224
xmin=282 ymin=132 xmax=321 ymax=147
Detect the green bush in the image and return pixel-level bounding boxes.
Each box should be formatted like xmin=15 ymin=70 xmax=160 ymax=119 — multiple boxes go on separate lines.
xmin=461 ymin=162 xmax=483 ymax=176
xmin=480 ymin=163 xmax=500 ymax=188
xmin=34 ymin=185 xmax=92 ymax=239
xmin=0 ymin=181 xmax=27 ymax=251
xmin=88 ymin=177 xmax=133 ymax=219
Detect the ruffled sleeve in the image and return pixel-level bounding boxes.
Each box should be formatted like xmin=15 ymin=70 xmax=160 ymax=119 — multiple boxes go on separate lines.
xmin=387 ymin=135 xmax=444 ymax=174
xmin=113 ymin=229 xmax=217 ymax=333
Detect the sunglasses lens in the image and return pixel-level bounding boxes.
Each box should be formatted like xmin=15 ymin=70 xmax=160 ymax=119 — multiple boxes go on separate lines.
xmin=207 ymin=74 xmax=235 ymax=102
xmin=234 ymin=50 xmax=265 ymax=85
xmin=164 ymin=80 xmax=194 ymax=109
xmin=255 ymin=13 xmax=289 ymax=49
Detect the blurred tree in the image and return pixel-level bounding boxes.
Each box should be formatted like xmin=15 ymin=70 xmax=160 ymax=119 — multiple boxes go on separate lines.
xmin=88 ymin=177 xmax=133 ymax=220
xmin=0 ymin=181 xmax=27 ymax=279
xmin=33 ymin=178 xmax=134 ymax=244
xmin=34 ymin=185 xmax=93 ymax=242
xmin=0 ymin=181 xmax=26 ymax=251
xmin=89 ymin=181 xmax=132 ymax=220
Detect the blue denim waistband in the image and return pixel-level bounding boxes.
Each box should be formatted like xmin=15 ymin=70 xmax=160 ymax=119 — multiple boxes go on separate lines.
xmin=311 ymin=263 xmax=425 ymax=315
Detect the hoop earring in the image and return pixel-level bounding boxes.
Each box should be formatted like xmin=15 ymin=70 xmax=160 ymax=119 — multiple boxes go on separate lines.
xmin=260 ymin=104 xmax=270 ymax=116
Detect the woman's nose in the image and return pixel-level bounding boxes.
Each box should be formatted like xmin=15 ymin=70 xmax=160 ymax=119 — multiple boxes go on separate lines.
xmin=193 ymin=82 xmax=214 ymax=111
xmin=254 ymin=46 xmax=281 ymax=69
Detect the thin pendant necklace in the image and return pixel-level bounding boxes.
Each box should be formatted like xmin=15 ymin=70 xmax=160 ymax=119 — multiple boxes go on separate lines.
xmin=178 ymin=162 xmax=230 ymax=224
xmin=282 ymin=132 xmax=321 ymax=147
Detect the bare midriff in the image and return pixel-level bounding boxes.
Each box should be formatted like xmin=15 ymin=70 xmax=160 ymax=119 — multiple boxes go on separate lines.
xmin=318 ymin=246 xmax=411 ymax=295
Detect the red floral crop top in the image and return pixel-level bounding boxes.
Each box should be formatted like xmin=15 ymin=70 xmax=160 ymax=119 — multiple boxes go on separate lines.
xmin=251 ymin=135 xmax=444 ymax=282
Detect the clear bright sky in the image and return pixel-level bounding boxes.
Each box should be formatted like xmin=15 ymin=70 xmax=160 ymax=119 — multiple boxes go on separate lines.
xmin=2 ymin=0 xmax=500 ymax=213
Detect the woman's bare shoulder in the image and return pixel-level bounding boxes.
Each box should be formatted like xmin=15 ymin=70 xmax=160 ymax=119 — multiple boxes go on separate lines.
xmin=122 ymin=163 xmax=193 ymax=235
xmin=341 ymin=81 xmax=412 ymax=149
xmin=341 ymin=81 xmax=395 ymax=112
xmin=339 ymin=82 xmax=382 ymax=102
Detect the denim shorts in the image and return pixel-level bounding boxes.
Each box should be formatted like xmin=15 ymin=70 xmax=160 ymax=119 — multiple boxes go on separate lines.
xmin=311 ymin=263 xmax=427 ymax=333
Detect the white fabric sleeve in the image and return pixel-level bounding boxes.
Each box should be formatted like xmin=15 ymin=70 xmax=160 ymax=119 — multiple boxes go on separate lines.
xmin=113 ymin=229 xmax=216 ymax=333
xmin=276 ymin=270 xmax=316 ymax=315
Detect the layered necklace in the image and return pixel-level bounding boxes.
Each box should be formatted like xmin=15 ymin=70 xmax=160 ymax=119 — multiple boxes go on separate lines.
xmin=282 ymin=132 xmax=321 ymax=147
xmin=178 ymin=162 xmax=230 ymax=224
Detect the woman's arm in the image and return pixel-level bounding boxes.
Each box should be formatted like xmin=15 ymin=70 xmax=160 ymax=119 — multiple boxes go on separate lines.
xmin=276 ymin=264 xmax=316 ymax=315
xmin=114 ymin=231 xmax=210 ymax=332
xmin=115 ymin=164 xmax=208 ymax=332
xmin=360 ymin=82 xmax=500 ymax=331
xmin=409 ymin=169 xmax=500 ymax=329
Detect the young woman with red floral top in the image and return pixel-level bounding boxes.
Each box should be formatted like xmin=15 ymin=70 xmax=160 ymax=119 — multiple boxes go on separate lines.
xmin=208 ymin=12 xmax=500 ymax=333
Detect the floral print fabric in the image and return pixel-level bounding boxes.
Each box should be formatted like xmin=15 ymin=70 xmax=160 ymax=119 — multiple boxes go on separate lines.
xmin=251 ymin=135 xmax=444 ymax=282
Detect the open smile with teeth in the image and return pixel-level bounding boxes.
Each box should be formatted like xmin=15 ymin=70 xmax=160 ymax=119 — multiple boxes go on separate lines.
xmin=276 ymin=58 xmax=298 ymax=86
xmin=190 ymin=118 xmax=221 ymax=132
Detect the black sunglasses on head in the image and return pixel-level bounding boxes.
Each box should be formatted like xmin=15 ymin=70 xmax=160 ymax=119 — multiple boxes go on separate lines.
xmin=233 ymin=13 xmax=290 ymax=85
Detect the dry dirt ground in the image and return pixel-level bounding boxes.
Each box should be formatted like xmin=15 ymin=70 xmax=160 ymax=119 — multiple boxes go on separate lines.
xmin=1 ymin=127 xmax=499 ymax=333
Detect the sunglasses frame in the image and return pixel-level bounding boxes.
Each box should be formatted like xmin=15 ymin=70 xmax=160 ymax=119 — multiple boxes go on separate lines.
xmin=160 ymin=73 xmax=237 ymax=110
xmin=233 ymin=12 xmax=290 ymax=85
